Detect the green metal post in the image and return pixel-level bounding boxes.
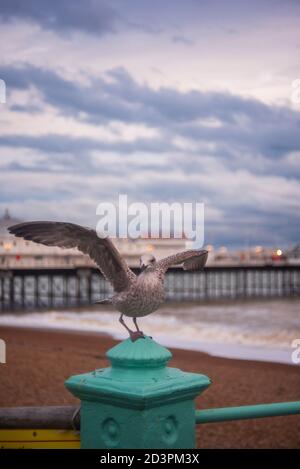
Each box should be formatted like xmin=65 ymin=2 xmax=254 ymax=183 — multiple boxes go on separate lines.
xmin=65 ymin=336 xmax=211 ymax=449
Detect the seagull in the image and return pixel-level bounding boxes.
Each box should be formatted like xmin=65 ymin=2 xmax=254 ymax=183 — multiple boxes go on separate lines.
xmin=9 ymin=222 xmax=208 ymax=341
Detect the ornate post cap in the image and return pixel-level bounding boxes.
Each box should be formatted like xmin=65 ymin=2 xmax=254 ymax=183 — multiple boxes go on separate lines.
xmin=65 ymin=336 xmax=210 ymax=409
xmin=107 ymin=335 xmax=172 ymax=368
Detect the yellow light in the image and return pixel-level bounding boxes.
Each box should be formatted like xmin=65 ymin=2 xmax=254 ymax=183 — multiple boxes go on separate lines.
xmin=276 ymin=249 xmax=282 ymax=256
xmin=146 ymin=244 xmax=154 ymax=252
xmin=3 ymin=242 xmax=13 ymax=251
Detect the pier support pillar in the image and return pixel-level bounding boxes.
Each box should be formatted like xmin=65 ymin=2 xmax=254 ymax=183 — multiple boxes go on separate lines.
xmin=65 ymin=336 xmax=211 ymax=449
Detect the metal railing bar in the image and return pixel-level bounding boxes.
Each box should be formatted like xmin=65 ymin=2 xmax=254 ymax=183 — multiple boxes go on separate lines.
xmin=196 ymin=401 xmax=300 ymax=424
xmin=0 ymin=406 xmax=79 ymax=430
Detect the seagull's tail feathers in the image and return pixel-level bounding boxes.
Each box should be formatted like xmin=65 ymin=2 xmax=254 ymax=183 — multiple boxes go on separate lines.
xmin=94 ymin=297 xmax=113 ymax=305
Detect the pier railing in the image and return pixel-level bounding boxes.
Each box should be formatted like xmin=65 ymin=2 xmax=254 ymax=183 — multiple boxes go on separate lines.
xmin=1 ymin=337 xmax=299 ymax=449
xmin=1 ymin=265 xmax=300 ymax=311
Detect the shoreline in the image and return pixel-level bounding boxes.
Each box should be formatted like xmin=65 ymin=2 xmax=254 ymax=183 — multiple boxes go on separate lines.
xmin=0 ymin=322 xmax=289 ymax=366
xmin=0 ymin=299 xmax=298 ymax=365
xmin=0 ymin=321 xmax=295 ymax=366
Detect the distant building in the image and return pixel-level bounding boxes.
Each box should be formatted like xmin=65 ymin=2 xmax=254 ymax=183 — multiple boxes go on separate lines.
xmin=1 ymin=210 xmax=299 ymax=269
xmin=285 ymin=245 xmax=300 ymax=265
xmin=0 ymin=210 xmax=188 ymax=269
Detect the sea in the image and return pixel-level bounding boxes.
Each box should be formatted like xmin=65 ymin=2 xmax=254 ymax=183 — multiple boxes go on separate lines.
xmin=0 ymin=298 xmax=299 ymax=365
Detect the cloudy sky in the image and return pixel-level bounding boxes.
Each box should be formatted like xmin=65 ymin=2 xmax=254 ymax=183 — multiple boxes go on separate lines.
xmin=0 ymin=0 xmax=300 ymax=248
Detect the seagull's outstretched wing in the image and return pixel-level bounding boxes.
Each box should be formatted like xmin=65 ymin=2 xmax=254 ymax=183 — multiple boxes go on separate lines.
xmin=8 ymin=222 xmax=136 ymax=292
xmin=155 ymin=249 xmax=208 ymax=273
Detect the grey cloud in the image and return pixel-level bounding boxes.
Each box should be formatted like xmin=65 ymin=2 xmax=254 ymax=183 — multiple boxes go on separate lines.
xmin=10 ymin=104 xmax=43 ymax=114
xmin=2 ymin=63 xmax=300 ymax=176
xmin=0 ymin=64 xmax=272 ymax=125
xmin=1 ymin=64 xmax=300 ymax=247
xmin=171 ymin=35 xmax=194 ymax=46
xmin=0 ymin=133 xmax=175 ymax=156
xmin=2 ymin=63 xmax=300 ymax=179
xmin=0 ymin=0 xmax=119 ymax=36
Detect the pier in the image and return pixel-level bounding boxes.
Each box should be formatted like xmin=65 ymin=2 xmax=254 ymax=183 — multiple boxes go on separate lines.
xmin=0 ymin=265 xmax=299 ymax=312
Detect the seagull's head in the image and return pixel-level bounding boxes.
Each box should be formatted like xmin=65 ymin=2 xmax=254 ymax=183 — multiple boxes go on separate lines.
xmin=140 ymin=253 xmax=156 ymax=272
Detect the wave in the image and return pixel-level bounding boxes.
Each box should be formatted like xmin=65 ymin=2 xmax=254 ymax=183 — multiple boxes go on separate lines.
xmin=0 ymin=299 xmax=299 ymax=365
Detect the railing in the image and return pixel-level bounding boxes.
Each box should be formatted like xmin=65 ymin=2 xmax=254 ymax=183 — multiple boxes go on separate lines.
xmin=196 ymin=401 xmax=300 ymax=424
xmin=0 ymin=406 xmax=79 ymax=429
xmin=0 ymin=406 xmax=80 ymax=449
xmin=1 ymin=401 xmax=300 ymax=448
xmin=1 ymin=265 xmax=300 ymax=311
xmin=2 ymin=401 xmax=300 ymax=429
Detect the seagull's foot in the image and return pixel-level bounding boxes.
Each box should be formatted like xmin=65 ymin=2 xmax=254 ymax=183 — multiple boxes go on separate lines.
xmin=129 ymin=330 xmax=145 ymax=342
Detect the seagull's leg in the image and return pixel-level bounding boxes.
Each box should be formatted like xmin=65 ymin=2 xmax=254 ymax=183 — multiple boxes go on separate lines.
xmin=119 ymin=314 xmax=143 ymax=342
xmin=133 ymin=317 xmax=145 ymax=338
xmin=119 ymin=314 xmax=132 ymax=334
